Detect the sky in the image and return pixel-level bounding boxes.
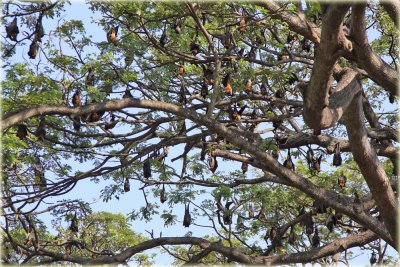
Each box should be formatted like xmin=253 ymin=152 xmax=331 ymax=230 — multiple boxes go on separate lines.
xmin=2 ymin=0 xmax=398 ymax=265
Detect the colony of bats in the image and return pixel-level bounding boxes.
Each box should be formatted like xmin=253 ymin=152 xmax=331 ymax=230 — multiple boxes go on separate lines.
xmin=6 ymin=3 xmax=386 ymax=257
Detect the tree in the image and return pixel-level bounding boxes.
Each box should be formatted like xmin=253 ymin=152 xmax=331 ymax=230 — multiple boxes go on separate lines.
xmin=1 ymin=1 xmax=398 ymax=265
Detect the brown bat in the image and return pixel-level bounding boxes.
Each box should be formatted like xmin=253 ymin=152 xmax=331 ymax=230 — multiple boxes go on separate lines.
xmin=200 ymin=82 xmax=208 ymax=99
xmin=283 ymin=149 xmax=295 ymax=171
xmin=143 ymin=160 xmax=151 ymax=179
xmin=123 ymin=87 xmax=133 ymax=98
xmin=223 ymin=73 xmax=232 ymax=95
xmin=6 ymin=17 xmax=19 ymax=41
xmin=174 ymin=18 xmax=182 ymax=34
xmin=245 ymin=78 xmax=252 ymax=94
xmin=183 ymin=203 xmax=191 ymax=227
xmin=160 ymin=185 xmax=167 ymax=203
xmin=332 ymin=143 xmax=342 ymax=166
xmin=35 ymin=14 xmax=45 ymax=42
xmin=35 ymin=117 xmax=46 ymax=141
xmin=69 ymin=213 xmax=79 ymax=233
xmin=160 ymin=31 xmax=167 ymax=48
xmin=338 ymin=173 xmax=347 ymax=188
xmin=16 ymin=125 xmax=28 ymax=140
xmin=241 ymin=162 xmax=248 ymax=174
xmin=107 ymin=26 xmax=119 ymax=45
xmin=28 ymin=40 xmax=39 ymax=59
xmin=239 ymin=16 xmax=246 ymax=33
xmin=72 ymin=89 xmax=81 ymax=107
xmin=202 ymin=65 xmax=214 ymax=85
xmin=208 ymin=155 xmax=218 ymax=173
xmin=312 ymin=227 xmax=320 ymax=247
xmin=124 ymin=178 xmax=130 ymax=192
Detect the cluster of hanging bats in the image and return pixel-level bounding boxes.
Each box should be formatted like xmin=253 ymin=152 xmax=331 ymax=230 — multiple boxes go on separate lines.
xmin=9 ymin=9 xmax=360 ymax=254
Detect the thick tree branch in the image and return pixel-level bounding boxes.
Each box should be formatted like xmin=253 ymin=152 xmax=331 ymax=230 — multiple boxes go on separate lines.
xmin=303 ymin=5 xmax=353 ymax=130
xmin=343 ymin=88 xmax=398 ymax=246
xmin=1 ymin=98 xmax=394 ymax=246
xmin=381 ymin=0 xmax=399 ymax=28
xmin=351 ymin=4 xmax=398 ymax=96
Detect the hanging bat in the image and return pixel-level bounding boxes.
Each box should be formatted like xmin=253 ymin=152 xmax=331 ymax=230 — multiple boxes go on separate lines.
xmin=183 ymin=204 xmax=191 ymax=227
xmin=202 ymin=65 xmax=214 ymax=85
xmin=179 ymin=84 xmax=187 ymax=104
xmin=260 ymin=83 xmax=267 ymax=95
xmin=16 ymin=124 xmax=28 ymax=140
xmin=208 ymin=155 xmax=218 ymax=173
xmin=143 ymin=160 xmax=151 ymax=179
xmin=200 ymin=82 xmax=208 ymax=99
xmin=65 ymin=243 xmax=72 ymax=256
xmin=222 ymin=201 xmax=233 ymax=225
xmin=269 ymin=226 xmax=277 ymax=241
xmin=28 ymin=40 xmax=39 ymax=59
xmin=271 ymin=147 xmax=279 ymax=160
xmin=221 ymin=32 xmax=231 ymax=49
xmin=178 ymin=121 xmax=186 ymax=135
xmin=160 ymin=31 xmax=167 ymax=48
xmin=247 ymin=47 xmax=256 ymax=60
xmin=87 ymin=100 xmax=104 ymax=122
xmin=370 ymin=253 xmax=377 ymax=265
xmin=223 ymin=73 xmax=232 ymax=95
xmin=35 ymin=14 xmax=45 ymax=42
xmin=34 ymin=159 xmax=46 ymax=191
xmin=301 ymin=38 xmax=311 ymax=52
xmin=25 ymin=227 xmax=35 ymax=246
xmin=35 ymin=117 xmax=46 ymax=141
xmin=325 ymin=212 xmax=336 ymax=232
xmin=160 ymin=185 xmax=167 ymax=203
xmin=338 ymin=173 xmax=347 ymax=188
xmin=272 ymin=119 xmax=283 ymax=131
xmin=86 ymin=67 xmax=95 ymax=86
xmin=263 ymin=230 xmax=269 ymax=243
xmin=239 ymin=16 xmax=246 ymax=33
xmin=123 ymin=87 xmax=133 ymax=98
xmin=332 ymin=143 xmax=342 ymax=166
xmin=277 ymin=51 xmax=289 ymax=61
xmin=174 ymin=18 xmax=182 ymax=34
xmin=288 ymin=225 xmax=296 ymax=245
xmin=200 ymin=137 xmax=207 ymax=161
xmin=306 ymin=148 xmax=314 ymax=167
xmin=245 ymin=78 xmax=252 ymax=94
xmin=72 ymin=89 xmax=81 ymax=107
xmin=283 ymin=149 xmax=295 ymax=171
xmin=107 ymin=26 xmax=119 ymax=45
xmin=389 ymin=93 xmax=395 ymax=103
xmin=312 ymin=200 xmax=327 ymax=214
xmin=123 ymin=178 xmax=130 ymax=192
xmin=72 ymin=116 xmax=81 ymax=132
xmin=241 ymin=162 xmax=248 ymax=174
xmin=104 ymin=114 xmax=117 ymax=130
xmin=312 ymin=154 xmax=323 ymax=172
xmin=304 ymin=213 xmax=314 ymax=235
xmin=190 ymin=31 xmax=200 ymax=55
xmin=231 ymin=104 xmax=247 ymax=122
xmin=312 ymin=227 xmax=320 ymax=247
xmin=248 ymin=204 xmax=254 ymax=218
xmin=275 ymin=132 xmax=288 ymax=145
xmin=334 ymin=210 xmax=343 ymax=221
xmin=275 ymin=89 xmax=284 ymax=99
xmin=258 ymin=210 xmax=266 ymax=221
xmin=286 ymin=34 xmax=298 ymax=43
xmin=69 ymin=213 xmax=79 ymax=233
xmin=178 ymin=65 xmax=185 ymax=75
xmin=6 ymin=18 xmax=19 ymax=41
